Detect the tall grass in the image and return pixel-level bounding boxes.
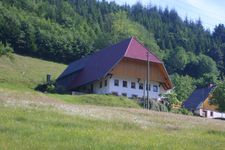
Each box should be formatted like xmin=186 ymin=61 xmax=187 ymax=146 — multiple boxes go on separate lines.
xmin=50 ymin=94 xmax=140 ymax=108
xmin=0 ymin=105 xmax=224 ymax=150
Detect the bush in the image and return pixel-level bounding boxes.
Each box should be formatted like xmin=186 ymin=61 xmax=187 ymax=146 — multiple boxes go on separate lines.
xmin=35 ymin=81 xmax=56 ymax=93
xmin=147 ymin=100 xmax=168 ymax=112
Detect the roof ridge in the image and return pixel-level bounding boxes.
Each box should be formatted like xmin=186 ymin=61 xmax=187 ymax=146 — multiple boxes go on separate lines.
xmin=134 ymin=37 xmax=163 ymax=63
xmin=124 ymin=36 xmax=134 ymax=56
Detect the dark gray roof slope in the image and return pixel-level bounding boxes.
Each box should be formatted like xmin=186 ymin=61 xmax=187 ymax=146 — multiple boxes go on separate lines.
xmin=57 ymin=56 xmax=89 ymax=79
xmin=183 ymin=86 xmax=216 ymax=110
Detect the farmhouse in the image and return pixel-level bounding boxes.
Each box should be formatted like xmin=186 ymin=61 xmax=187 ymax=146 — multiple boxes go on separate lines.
xmin=183 ymin=85 xmax=225 ymax=119
xmin=56 ymin=37 xmax=172 ymax=99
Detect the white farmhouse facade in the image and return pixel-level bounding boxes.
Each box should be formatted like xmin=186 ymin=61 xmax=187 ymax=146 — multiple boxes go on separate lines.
xmin=92 ymin=75 xmax=164 ymax=99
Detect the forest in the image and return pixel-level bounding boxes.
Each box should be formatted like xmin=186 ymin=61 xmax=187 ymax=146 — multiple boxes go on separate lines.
xmin=0 ymin=0 xmax=225 ymax=101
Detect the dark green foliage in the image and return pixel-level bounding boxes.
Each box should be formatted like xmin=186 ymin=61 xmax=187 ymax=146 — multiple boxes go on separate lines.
xmin=35 ymin=81 xmax=56 ymax=93
xmin=211 ymin=82 xmax=225 ymax=112
xmin=171 ymin=74 xmax=196 ymax=101
xmin=162 ymin=91 xmax=180 ymax=111
xmin=165 ymin=47 xmax=188 ymax=74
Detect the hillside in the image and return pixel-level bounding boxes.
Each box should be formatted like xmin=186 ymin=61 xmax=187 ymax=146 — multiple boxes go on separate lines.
xmin=0 ymin=54 xmax=66 ymax=90
xmin=0 ymin=54 xmax=140 ymax=108
xmin=0 ymin=54 xmax=224 ymax=149
xmin=0 ymin=0 xmax=225 ymax=102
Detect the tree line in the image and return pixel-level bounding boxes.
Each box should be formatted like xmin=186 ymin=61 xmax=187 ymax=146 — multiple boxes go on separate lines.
xmin=0 ymin=0 xmax=225 ymax=101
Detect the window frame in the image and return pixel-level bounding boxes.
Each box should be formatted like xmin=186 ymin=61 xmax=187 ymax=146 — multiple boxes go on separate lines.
xmin=139 ymin=83 xmax=143 ymax=90
xmin=131 ymin=82 xmax=136 ymax=89
xmin=146 ymin=84 xmax=151 ymax=91
xmin=114 ymin=79 xmax=119 ymax=86
xmin=153 ymin=85 xmax=158 ymax=92
xmin=123 ymin=80 xmax=127 ymax=88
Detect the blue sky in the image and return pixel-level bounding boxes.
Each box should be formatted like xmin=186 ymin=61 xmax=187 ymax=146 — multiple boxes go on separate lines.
xmin=106 ymin=0 xmax=225 ymax=31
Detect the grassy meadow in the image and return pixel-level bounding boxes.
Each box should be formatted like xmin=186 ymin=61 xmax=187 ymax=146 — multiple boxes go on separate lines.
xmin=0 ymin=104 xmax=224 ymax=150
xmin=0 ymin=54 xmax=224 ymax=150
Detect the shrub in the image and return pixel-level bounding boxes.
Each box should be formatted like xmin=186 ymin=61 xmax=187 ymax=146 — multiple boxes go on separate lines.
xmin=35 ymin=81 xmax=56 ymax=93
xmin=147 ymin=100 xmax=168 ymax=112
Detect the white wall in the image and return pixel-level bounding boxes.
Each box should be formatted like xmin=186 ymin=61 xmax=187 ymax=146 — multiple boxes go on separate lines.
xmin=93 ymin=80 xmax=110 ymax=94
xmin=199 ymin=109 xmax=225 ymax=119
xmin=92 ymin=75 xmax=167 ymax=99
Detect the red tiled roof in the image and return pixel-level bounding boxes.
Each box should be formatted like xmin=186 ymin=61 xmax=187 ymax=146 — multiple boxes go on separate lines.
xmin=57 ymin=37 xmax=171 ymax=90
xmin=125 ymin=37 xmax=162 ymax=63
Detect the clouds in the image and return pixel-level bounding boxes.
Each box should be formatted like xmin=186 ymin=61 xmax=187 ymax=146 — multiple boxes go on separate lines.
xmin=106 ymin=0 xmax=225 ymax=31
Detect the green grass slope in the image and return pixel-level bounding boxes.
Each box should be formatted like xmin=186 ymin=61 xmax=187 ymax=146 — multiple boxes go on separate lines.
xmin=0 ymin=104 xmax=224 ymax=150
xmin=0 ymin=54 xmax=140 ymax=108
xmin=0 ymin=54 xmax=66 ymax=90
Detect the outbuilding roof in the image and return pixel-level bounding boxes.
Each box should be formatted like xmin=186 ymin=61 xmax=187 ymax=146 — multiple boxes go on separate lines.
xmin=57 ymin=37 xmax=172 ymax=90
xmin=183 ymin=85 xmax=216 ymax=110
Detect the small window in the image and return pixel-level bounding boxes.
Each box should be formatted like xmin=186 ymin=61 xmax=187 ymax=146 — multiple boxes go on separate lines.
xmin=114 ymin=79 xmax=119 ymax=86
xmin=210 ymin=111 xmax=213 ymax=117
xmin=123 ymin=81 xmax=127 ymax=88
xmin=153 ymin=85 xmax=158 ymax=92
xmin=139 ymin=83 xmax=143 ymax=90
xmin=99 ymin=81 xmax=102 ymax=88
xmin=104 ymin=79 xmax=107 ymax=87
xmin=112 ymin=92 xmax=118 ymax=96
xmin=131 ymin=82 xmax=136 ymax=89
xmin=122 ymin=93 xmax=127 ymax=97
xmin=146 ymin=84 xmax=151 ymax=91
xmin=132 ymin=94 xmax=138 ymax=99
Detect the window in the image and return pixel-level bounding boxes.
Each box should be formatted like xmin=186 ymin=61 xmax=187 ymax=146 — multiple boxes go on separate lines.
xmin=104 ymin=79 xmax=107 ymax=87
xmin=131 ymin=82 xmax=136 ymax=89
xmin=210 ymin=111 xmax=213 ymax=117
xmin=122 ymin=93 xmax=127 ymax=97
xmin=114 ymin=79 xmax=119 ymax=86
xmin=123 ymin=81 xmax=127 ymax=88
xmin=132 ymin=94 xmax=138 ymax=99
xmin=153 ymin=85 xmax=158 ymax=92
xmin=146 ymin=84 xmax=151 ymax=91
xmin=139 ymin=83 xmax=143 ymax=90
xmin=99 ymin=81 xmax=102 ymax=88
xmin=112 ymin=92 xmax=118 ymax=96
